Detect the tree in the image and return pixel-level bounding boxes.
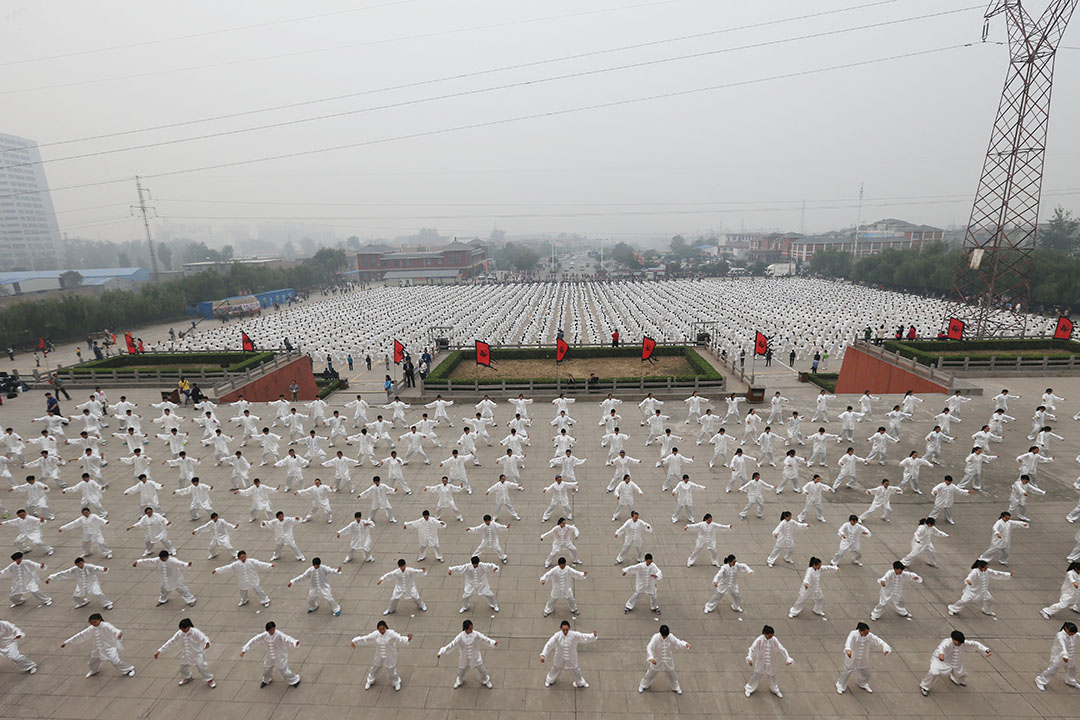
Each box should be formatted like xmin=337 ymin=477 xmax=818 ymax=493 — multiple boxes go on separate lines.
xmin=1038 ymin=206 xmax=1080 ymax=254
xmin=155 ymin=243 xmax=172 ymax=271
xmin=809 ymin=248 xmax=852 ymax=277
xmin=117 ymin=251 xmax=132 ymax=267
xmin=610 ymin=242 xmax=641 ymax=269
xmin=58 ymin=270 xmax=83 ymax=289
xmin=670 ymin=235 xmax=689 ymax=257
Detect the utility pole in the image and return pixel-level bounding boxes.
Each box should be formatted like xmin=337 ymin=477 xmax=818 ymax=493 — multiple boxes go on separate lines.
xmin=853 ymin=182 xmax=864 ymax=261
xmin=132 ymin=175 xmax=159 ymax=277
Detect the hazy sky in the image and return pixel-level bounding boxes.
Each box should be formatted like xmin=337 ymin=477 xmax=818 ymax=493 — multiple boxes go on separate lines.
xmin=2 ymin=0 xmax=1080 ymax=244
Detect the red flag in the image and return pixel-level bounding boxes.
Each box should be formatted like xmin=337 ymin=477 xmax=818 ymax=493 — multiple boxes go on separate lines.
xmin=1053 ymin=316 xmax=1074 ymax=340
xmin=241 ymin=331 xmax=255 ymax=352
xmin=124 ymin=331 xmax=137 ymax=355
xmin=475 ymin=340 xmax=491 ymax=367
xmin=754 ymin=331 xmax=768 ymax=356
xmin=556 ymin=338 xmax=569 ymax=362
xmin=641 ymin=336 xmax=656 ymax=361
xmin=946 ymin=317 xmax=965 ymax=340
xmin=393 ymin=339 xmax=405 ymax=364
xmin=38 ymin=337 xmax=47 ymax=356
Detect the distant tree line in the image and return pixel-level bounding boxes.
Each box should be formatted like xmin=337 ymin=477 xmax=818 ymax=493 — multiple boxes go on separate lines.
xmin=0 ymin=248 xmax=349 ymax=349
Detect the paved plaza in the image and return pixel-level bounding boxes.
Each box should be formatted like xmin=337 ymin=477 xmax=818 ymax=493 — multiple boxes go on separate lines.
xmin=0 ymin=372 xmax=1079 ymax=719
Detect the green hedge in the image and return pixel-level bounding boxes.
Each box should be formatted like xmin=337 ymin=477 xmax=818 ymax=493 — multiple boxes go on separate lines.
xmin=807 ymin=373 xmax=839 ymax=392
xmin=317 ymin=378 xmax=341 ymax=399
xmin=68 ymin=351 xmax=276 ymax=375
xmin=883 ymin=339 xmax=1080 ymax=366
xmin=426 ymin=346 xmax=724 ymax=385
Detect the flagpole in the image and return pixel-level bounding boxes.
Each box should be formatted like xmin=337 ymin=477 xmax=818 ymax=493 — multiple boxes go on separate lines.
xmin=751 ymin=353 xmax=756 ymax=386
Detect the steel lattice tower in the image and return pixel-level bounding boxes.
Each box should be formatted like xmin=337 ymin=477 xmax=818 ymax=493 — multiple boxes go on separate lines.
xmin=947 ymin=0 xmax=1077 ymax=337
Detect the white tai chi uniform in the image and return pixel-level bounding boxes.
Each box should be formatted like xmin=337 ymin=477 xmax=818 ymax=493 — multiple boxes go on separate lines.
xmin=297 ymin=483 xmax=335 ymax=523
xmin=426 ymin=482 xmax=464 ymax=522
xmin=353 ymin=629 xmax=408 ymax=689
xmin=948 ymin=567 xmax=1012 ymax=615
xmin=1040 ymin=568 xmax=1080 ymax=618
xmin=174 ymin=482 xmax=213 ymax=521
xmin=541 ymin=629 xmax=596 ymax=687
xmin=979 ymin=518 xmax=1029 ymax=566
xmin=670 ymin=479 xmax=706 ymax=523
xmin=404 ymin=515 xmax=447 ymax=562
xmin=832 ymin=453 xmax=866 ymax=490
xmin=134 ymin=555 xmax=196 ymax=605
xmin=358 ymin=483 xmax=397 ymax=523
xmin=776 ymin=454 xmax=807 ymax=494
xmin=657 ymin=452 xmax=693 ymax=492
xmin=639 ymin=631 xmax=689 ymax=693
xmin=920 ymin=637 xmax=990 ymax=693
xmin=440 ymin=629 xmax=497 ymax=687
xmin=132 ymin=512 xmax=176 ymax=555
xmin=291 ymin=564 xmax=341 ymax=614
xmin=542 ymin=480 xmax=579 ymax=522
xmin=158 ymin=627 xmax=214 ymax=683
xmin=236 ymin=482 xmax=276 ymax=522
xmin=901 ymin=522 xmax=949 ymax=567
xmin=215 ymin=557 xmax=272 ymax=606
xmin=738 ymin=477 xmax=774 ymax=519
xmin=541 ymin=524 xmax=580 ymax=566
xmin=797 ymin=479 xmax=834 ymax=523
xmin=615 ymin=517 xmax=652 ymax=563
xmin=1035 ymin=629 xmax=1078 ymax=689
xmin=606 ymin=454 xmax=641 ymax=491
xmin=64 ymin=621 xmax=134 ymax=676
xmin=242 ymin=629 xmax=301 ymax=686
xmin=262 ymin=516 xmax=305 ymax=561
xmin=379 ymin=566 xmax=427 ymax=613
xmin=767 ymin=518 xmax=808 ymax=566
xmin=0 ymin=620 xmax=37 ymax=673
xmin=47 ymin=562 xmax=111 ymax=608
xmin=899 ymin=455 xmax=932 ymax=493
xmin=929 ymin=482 xmax=970 ymax=524
xmin=789 ymin=564 xmax=839 ymax=617
xmin=612 ymin=478 xmax=643 ymax=520
xmin=467 ymin=521 xmax=509 ymax=561
xmin=540 ymin=564 xmax=585 ymax=615
xmin=3 ymin=515 xmax=54 ymax=555
xmin=450 ymin=561 xmax=500 ymax=611
xmin=194 ymin=517 xmax=237 ymax=559
xmin=871 ymin=569 xmax=922 ymax=619
xmin=486 ymin=479 xmax=523 ymax=521
xmin=836 ymin=629 xmax=891 ymax=693
xmin=686 ymin=519 xmax=731 ymax=567
xmin=832 ymin=521 xmax=872 ymax=564
xmin=705 ymin=561 xmax=752 ymax=613
xmin=859 ymin=485 xmax=902 ymax=522
xmin=339 ymin=516 xmax=376 ymax=563
xmin=623 ymin=560 xmax=663 ymax=612
xmin=744 ymin=634 xmax=793 ymax=696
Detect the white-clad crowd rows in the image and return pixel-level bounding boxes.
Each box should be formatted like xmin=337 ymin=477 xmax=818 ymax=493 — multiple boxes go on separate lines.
xmin=161 ymin=278 xmax=1056 ymax=365
xmin=0 ymin=384 xmax=1077 ymax=699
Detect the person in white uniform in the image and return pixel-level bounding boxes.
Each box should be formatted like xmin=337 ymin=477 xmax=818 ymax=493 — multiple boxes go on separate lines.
xmin=900 ymin=517 xmax=950 ymax=567
xmin=767 ymin=511 xmax=808 ymax=567
xmin=948 ymin=559 xmax=1014 ymax=616
xmin=540 ymin=556 xmax=586 ymax=616
xmin=339 ymin=511 xmax=376 ymax=564
xmin=241 ymin=621 xmax=301 ymax=688
xmin=540 ymin=620 xmax=597 ymax=688
xmin=438 ymin=619 xmax=497 ymax=689
xmin=919 ymin=630 xmax=990 ymax=696
xmin=486 ymin=474 xmax=524 ymax=521
xmin=61 ymin=613 xmax=135 ymax=678
xmin=744 ymin=625 xmax=793 ymax=698
xmin=1035 ymin=621 xmax=1079 ymax=691
xmin=705 ymin=554 xmax=752 ymax=613
xmin=685 ymin=513 xmax=731 ymax=567
xmin=133 ymin=550 xmax=196 ymax=606
xmin=212 ymin=550 xmax=274 ymax=607
xmin=262 ymin=511 xmax=305 ymax=562
xmin=1040 ymin=561 xmax=1080 ymax=620
xmin=45 ymin=556 xmax=112 ymax=609
xmin=835 ymin=622 xmax=891 ymax=694
xmin=288 ymin=557 xmax=342 ymax=616
xmin=155 ymin=618 xmax=216 ymax=688
xmin=832 ymin=515 xmax=872 ymax=566
xmin=0 ymin=619 xmax=37 ymax=674
xmin=623 ymin=553 xmax=663 ymax=614
xmin=979 ymin=511 xmax=1029 ymax=566
xmin=403 ymin=510 xmax=447 ymax=562
xmin=541 ymin=519 xmax=581 ymax=567
xmin=638 ymin=624 xmax=690 ymax=694
xmin=378 ymin=559 xmax=428 ymax=614
xmin=449 ymin=555 xmax=500 ymax=613
xmin=788 ymin=556 xmax=839 ymax=618
xmin=352 ymin=621 xmax=410 ymax=691
xmin=871 ymin=561 xmax=922 ymax=619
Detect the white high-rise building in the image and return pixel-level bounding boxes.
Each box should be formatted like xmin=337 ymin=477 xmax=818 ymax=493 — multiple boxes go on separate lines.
xmin=0 ymin=133 xmax=62 ymax=270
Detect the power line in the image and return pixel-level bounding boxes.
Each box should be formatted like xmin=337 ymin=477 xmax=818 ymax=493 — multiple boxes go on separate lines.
xmin=0 ymin=0 xmax=695 ymax=95
xmin=0 ymin=43 xmax=971 ymax=201
xmin=0 ymin=0 xmax=424 ymax=67
xmin=0 ymin=0 xmax=907 ymax=151
xmin=0 ymin=5 xmax=982 ymax=171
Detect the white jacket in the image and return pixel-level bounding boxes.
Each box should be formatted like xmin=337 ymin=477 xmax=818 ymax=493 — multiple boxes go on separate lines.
xmin=339 ymin=519 xmax=374 ymax=550
xmin=404 ymin=516 xmax=445 ymax=545
xmin=48 ymin=563 xmax=106 ymax=595
xmin=215 ymin=558 xmax=272 ymax=590
xmin=713 ymin=562 xmax=752 ymax=592
xmin=65 ymin=621 xmax=124 ymax=657
xmin=290 ymin=565 xmax=340 ymax=594
xmin=646 ymin=632 xmax=688 ymax=670
xmin=928 ymin=637 xmax=989 ymax=674
xmin=772 ymin=519 xmax=808 ymax=547
xmin=449 ymin=561 xmax=498 ymax=595
xmin=238 ymin=483 xmax=277 ymax=509
xmin=843 ymin=629 xmax=891 ymax=669
xmin=541 ymin=629 xmax=595 ymax=668
xmin=242 ymin=630 xmax=299 ymax=668
xmin=440 ymin=630 xmax=496 ymax=669
xmin=135 ymin=556 xmax=189 ymax=590
xmin=540 ymin=565 xmax=585 ymax=598
xmin=746 ymin=635 xmax=792 ymax=674
xmin=616 ymin=518 xmax=653 ymax=544
xmin=158 ymin=627 xmax=211 ymax=665
xmin=624 ymin=561 xmax=662 ymax=593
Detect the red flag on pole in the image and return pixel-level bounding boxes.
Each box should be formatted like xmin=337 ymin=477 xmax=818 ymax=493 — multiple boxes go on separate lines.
xmin=124 ymin=331 xmax=137 ymax=355
xmin=946 ymin=317 xmax=965 ymax=340
xmin=556 ymin=338 xmax=569 ymax=362
xmin=754 ymin=331 xmax=768 ymax=356
xmin=641 ymin=336 xmax=656 ymax=361
xmin=1053 ymin=316 xmax=1074 ymax=340
xmin=38 ymin=337 xmax=47 ymax=356
xmin=241 ymin=331 xmax=255 ymax=352
xmin=475 ymin=340 xmax=491 ymax=367
xmin=393 ymin=339 xmax=405 ymax=364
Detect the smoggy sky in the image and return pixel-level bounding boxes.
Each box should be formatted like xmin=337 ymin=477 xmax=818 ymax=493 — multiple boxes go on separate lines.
xmin=2 ymin=0 xmax=1079 ymax=244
